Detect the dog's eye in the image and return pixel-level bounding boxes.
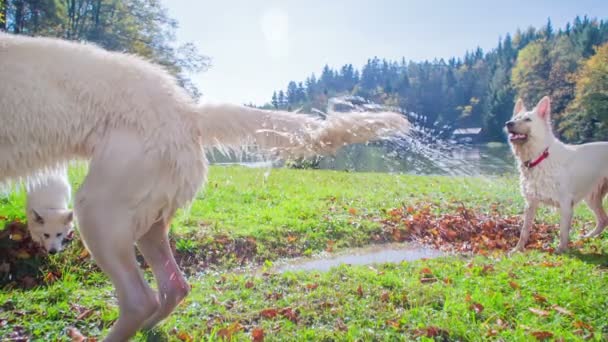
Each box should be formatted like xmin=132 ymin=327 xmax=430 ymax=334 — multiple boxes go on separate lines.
xmin=56 ymin=233 xmax=62 ymax=237
xmin=524 ymin=117 xmax=532 ymax=122
xmin=43 ymin=233 xmax=50 ymax=239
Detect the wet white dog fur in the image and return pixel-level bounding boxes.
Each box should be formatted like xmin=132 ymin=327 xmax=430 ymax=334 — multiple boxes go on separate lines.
xmin=26 ymin=167 xmax=74 ymax=254
xmin=0 ymin=32 xmax=409 ymax=341
xmin=507 ymin=96 xmax=608 ymax=254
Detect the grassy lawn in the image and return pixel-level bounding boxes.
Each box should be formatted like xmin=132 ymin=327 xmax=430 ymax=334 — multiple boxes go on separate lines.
xmin=1 ymin=166 xmax=607 ymax=341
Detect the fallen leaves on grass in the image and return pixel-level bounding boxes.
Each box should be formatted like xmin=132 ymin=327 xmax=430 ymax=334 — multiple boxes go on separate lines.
xmin=381 ymin=202 xmax=558 ymax=253
xmin=0 ymin=220 xmax=77 ymax=289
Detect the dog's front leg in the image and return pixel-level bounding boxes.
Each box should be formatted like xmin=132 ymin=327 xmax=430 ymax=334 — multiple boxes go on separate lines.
xmin=511 ymin=200 xmax=538 ymax=254
xmin=556 ymin=200 xmax=574 ymax=254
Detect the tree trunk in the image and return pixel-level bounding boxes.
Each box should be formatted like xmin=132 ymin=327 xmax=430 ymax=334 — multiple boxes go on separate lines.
xmin=0 ymin=0 xmax=6 ymax=31
xmin=14 ymin=0 xmax=24 ymax=33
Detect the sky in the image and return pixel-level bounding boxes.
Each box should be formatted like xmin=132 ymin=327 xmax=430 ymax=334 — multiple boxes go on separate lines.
xmin=165 ymin=0 xmax=608 ymax=106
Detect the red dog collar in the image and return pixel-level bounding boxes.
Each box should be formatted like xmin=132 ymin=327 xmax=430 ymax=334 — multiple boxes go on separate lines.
xmin=524 ymin=148 xmax=549 ymax=169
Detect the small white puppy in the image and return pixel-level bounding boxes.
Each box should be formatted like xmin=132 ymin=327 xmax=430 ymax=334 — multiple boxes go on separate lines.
xmin=507 ymin=96 xmax=608 ymax=254
xmin=26 ymin=168 xmax=74 ymax=254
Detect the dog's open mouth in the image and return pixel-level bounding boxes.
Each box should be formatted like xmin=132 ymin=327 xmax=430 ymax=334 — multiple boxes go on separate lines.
xmin=508 ymin=131 xmax=528 ymax=143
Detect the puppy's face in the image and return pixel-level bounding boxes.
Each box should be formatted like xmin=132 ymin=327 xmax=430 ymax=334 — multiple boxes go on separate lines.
xmin=505 ymin=96 xmax=552 ymax=147
xmin=27 ymin=209 xmax=74 ymax=254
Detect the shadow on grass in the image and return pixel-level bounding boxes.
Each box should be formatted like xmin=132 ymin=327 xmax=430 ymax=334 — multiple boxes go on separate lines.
xmin=567 ymin=250 xmax=608 ymax=268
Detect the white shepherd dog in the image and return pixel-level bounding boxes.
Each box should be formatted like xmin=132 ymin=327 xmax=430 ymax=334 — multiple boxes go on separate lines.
xmin=507 ymin=96 xmax=608 ymax=254
xmin=26 ymin=166 xmax=74 ymax=254
xmin=0 ymin=32 xmax=408 ymax=340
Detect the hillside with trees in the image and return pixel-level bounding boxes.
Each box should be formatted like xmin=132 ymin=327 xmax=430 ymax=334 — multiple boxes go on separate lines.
xmin=268 ymin=17 xmax=608 ymax=143
xmin=0 ymin=0 xmax=207 ymax=99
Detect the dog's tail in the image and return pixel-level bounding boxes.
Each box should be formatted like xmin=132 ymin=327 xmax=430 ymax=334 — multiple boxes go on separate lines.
xmin=188 ymin=103 xmax=409 ymax=157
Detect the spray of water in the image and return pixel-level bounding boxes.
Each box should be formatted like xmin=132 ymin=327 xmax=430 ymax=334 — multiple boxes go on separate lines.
xmin=208 ymin=95 xmax=516 ymax=183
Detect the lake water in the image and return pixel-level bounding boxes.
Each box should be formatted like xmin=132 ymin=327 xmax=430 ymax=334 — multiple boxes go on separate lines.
xmin=210 ymin=143 xmax=517 ymax=176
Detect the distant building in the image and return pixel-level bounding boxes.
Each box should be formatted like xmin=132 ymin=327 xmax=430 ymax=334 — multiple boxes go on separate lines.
xmin=452 ymin=127 xmax=482 ymax=143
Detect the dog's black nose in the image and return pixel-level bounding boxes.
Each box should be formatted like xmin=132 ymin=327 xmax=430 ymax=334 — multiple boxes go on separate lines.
xmin=48 ymin=248 xmax=57 ymax=255
xmin=505 ymin=121 xmax=515 ymax=128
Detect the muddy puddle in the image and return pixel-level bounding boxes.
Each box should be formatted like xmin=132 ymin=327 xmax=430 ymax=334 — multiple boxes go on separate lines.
xmin=273 ymin=243 xmax=444 ymax=273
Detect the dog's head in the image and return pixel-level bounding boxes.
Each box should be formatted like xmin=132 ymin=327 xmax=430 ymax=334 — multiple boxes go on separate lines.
xmin=505 ymin=96 xmax=553 ymax=150
xmin=27 ymin=208 xmax=74 ymax=254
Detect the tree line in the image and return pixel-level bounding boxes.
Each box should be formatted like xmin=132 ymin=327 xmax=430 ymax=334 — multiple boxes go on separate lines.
xmin=0 ymin=0 xmax=207 ymax=99
xmin=268 ymin=17 xmax=608 ymax=143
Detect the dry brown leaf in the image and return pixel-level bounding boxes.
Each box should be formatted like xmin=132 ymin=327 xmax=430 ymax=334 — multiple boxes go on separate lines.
xmin=552 ymin=305 xmax=573 ymax=316
xmin=509 ymin=281 xmax=520 ymax=290
xmin=356 ymin=285 xmax=363 ymax=298
xmin=528 ymin=308 xmax=550 ymax=317
xmin=573 ymin=320 xmax=593 ymax=331
xmin=177 ymin=331 xmax=193 ymax=342
xmin=469 ymin=302 xmax=484 ymax=314
xmin=306 ymin=283 xmax=318 ymax=290
xmin=532 ymin=293 xmax=547 ymax=303
xmin=67 ymin=327 xmax=86 ymax=342
xmin=531 ymin=331 xmax=553 ymax=340
xmin=386 ymin=319 xmax=400 ymax=328
xmin=217 ymin=322 xmax=243 ymax=340
xmin=251 ymin=328 xmax=264 ymax=342
xmin=259 ymin=308 xmax=278 ymax=319
xmin=279 ymin=307 xmax=298 ymax=323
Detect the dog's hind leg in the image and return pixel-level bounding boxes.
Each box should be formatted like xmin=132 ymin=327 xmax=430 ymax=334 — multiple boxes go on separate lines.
xmin=74 ymin=130 xmax=186 ymax=341
xmin=75 ymin=199 xmax=159 ymax=341
xmin=137 ymin=215 xmax=191 ymax=330
xmin=584 ymin=188 xmax=608 ymax=238
xmin=511 ymin=200 xmax=538 ymax=254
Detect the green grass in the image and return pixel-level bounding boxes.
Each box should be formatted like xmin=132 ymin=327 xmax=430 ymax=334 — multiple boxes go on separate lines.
xmin=1 ymin=166 xmax=607 ymax=341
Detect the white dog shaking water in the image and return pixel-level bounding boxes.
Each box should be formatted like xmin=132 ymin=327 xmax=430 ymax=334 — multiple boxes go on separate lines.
xmin=0 ymin=32 xmax=409 ymax=340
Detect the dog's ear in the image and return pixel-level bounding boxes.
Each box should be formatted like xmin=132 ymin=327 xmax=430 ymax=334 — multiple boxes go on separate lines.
xmin=535 ymin=96 xmax=551 ymax=121
xmin=64 ymin=211 xmax=74 ymax=225
xmin=31 ymin=209 xmax=44 ymax=225
xmin=513 ymin=98 xmax=526 ymax=117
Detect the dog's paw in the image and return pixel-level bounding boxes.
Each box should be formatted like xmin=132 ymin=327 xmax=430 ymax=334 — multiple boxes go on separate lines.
xmin=583 ymin=230 xmax=601 ymax=239
xmin=508 ymin=246 xmax=524 ymax=256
